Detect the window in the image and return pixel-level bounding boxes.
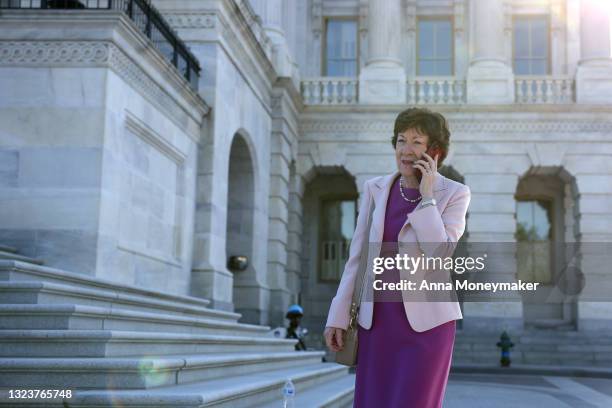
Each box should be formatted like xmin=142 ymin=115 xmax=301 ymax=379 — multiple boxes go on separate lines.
xmin=319 ymin=199 xmax=357 ymax=282
xmin=516 ymin=200 xmax=553 ymax=284
xmin=417 ymin=18 xmax=453 ymax=76
xmin=324 ymin=19 xmax=358 ymax=76
xmin=513 ymin=16 xmax=549 ymax=75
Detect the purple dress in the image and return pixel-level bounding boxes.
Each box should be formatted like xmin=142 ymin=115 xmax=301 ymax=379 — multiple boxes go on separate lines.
xmin=354 ymin=175 xmax=456 ymax=408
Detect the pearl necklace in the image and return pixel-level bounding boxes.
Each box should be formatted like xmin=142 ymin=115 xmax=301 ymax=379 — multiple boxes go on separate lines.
xmin=399 ymin=176 xmax=422 ymax=203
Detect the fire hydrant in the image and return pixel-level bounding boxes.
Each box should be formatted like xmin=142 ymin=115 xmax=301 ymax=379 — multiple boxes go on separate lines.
xmin=496 ymin=331 xmax=514 ymax=367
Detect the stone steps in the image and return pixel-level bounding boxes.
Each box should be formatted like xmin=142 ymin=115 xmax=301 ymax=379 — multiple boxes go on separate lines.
xmin=525 ymin=319 xmax=576 ymax=331
xmin=455 ymin=339 xmax=612 ymax=350
xmin=457 ymin=330 xmax=612 ymax=343
xmin=0 ymin=246 xmax=354 ymax=407
xmin=0 ymin=351 xmax=326 ymax=389
xmin=451 ymin=363 xmax=612 ymax=379
xmin=453 ymin=350 xmax=612 ymax=366
xmin=0 ymin=250 xmax=43 ymax=265
xmin=0 ymin=260 xmax=213 ymax=309
xmin=454 ymin=330 xmax=612 ymax=367
xmin=0 ymin=244 xmax=17 ymax=254
xmin=254 ymin=372 xmax=355 ymax=408
xmin=0 ymin=280 xmax=237 ymax=322
xmin=0 ymin=304 xmax=269 ymax=336
xmin=0 ymin=330 xmax=298 ymax=357
xmin=456 ymin=331 xmax=612 ymax=347
xmin=66 ymin=363 xmax=348 ymax=408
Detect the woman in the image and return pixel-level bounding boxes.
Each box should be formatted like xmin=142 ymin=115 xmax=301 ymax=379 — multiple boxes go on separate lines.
xmin=323 ymin=108 xmax=471 ymax=408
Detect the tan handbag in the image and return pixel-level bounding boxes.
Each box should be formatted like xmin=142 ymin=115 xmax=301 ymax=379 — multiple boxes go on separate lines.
xmin=334 ymin=193 xmax=375 ymax=367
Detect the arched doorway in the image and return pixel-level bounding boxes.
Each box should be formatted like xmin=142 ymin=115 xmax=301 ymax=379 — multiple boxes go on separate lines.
xmin=515 ymin=167 xmax=580 ymax=330
xmin=299 ymin=167 xmax=359 ymax=349
xmin=226 ymin=134 xmax=257 ymax=322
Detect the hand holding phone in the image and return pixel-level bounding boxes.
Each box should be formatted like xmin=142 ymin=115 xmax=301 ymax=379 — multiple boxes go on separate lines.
xmin=415 ymin=145 xmax=443 ymax=183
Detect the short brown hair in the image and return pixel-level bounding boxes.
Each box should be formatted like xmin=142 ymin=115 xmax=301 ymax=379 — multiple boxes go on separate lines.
xmin=392 ymin=107 xmax=450 ymax=166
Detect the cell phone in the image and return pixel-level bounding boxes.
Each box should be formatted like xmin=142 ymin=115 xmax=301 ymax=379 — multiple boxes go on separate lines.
xmin=415 ymin=146 xmax=443 ymax=183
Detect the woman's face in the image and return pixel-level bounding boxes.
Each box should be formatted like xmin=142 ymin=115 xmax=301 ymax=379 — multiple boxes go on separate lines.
xmin=395 ymin=128 xmax=430 ymax=178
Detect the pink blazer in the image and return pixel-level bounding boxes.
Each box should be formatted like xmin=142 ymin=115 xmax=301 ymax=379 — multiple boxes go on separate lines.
xmin=325 ymin=170 xmax=471 ymax=333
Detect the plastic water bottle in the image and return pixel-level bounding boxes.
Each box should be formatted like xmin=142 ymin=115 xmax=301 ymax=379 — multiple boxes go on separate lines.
xmin=282 ymin=378 xmax=295 ymax=408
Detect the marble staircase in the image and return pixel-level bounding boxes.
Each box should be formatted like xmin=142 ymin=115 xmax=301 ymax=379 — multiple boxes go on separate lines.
xmin=454 ymin=329 xmax=612 ymax=367
xmin=0 ymin=244 xmax=355 ymax=407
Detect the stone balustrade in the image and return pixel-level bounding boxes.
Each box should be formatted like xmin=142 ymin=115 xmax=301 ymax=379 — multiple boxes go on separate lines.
xmin=515 ymin=76 xmax=575 ymax=104
xmin=407 ymin=77 xmax=466 ymax=105
xmin=301 ymin=76 xmax=579 ymax=106
xmin=301 ymin=78 xmax=358 ymax=105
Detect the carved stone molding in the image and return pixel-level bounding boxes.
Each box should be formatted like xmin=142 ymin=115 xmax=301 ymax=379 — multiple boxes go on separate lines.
xmin=236 ymin=0 xmax=259 ymax=29
xmin=453 ymin=0 xmax=465 ymax=36
xmin=453 ymin=120 xmax=612 ymax=133
xmin=359 ymin=0 xmax=369 ymax=34
xmin=107 ymin=43 xmax=203 ymax=134
xmin=503 ymin=0 xmax=512 ymax=36
xmin=405 ymin=0 xmax=417 ymax=35
xmin=311 ymin=0 xmax=322 ymax=39
xmin=0 ymin=41 xmax=109 ymax=65
xmin=549 ymin=0 xmax=564 ymax=38
xmin=124 ymin=111 xmax=187 ymax=165
xmin=0 ymin=40 xmax=204 ymax=138
xmin=164 ymin=13 xmax=217 ymax=29
xmin=122 ymin=111 xmax=186 ymax=263
xmin=300 ymin=119 xmax=612 ymax=134
xmin=212 ymin=5 xmax=275 ymax=110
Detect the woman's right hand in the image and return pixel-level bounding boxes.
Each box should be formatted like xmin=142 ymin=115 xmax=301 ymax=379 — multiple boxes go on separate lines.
xmin=324 ymin=326 xmax=345 ymax=352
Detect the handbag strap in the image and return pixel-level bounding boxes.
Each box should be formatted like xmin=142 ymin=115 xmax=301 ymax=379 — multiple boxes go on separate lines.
xmin=347 ymin=189 xmax=376 ymax=329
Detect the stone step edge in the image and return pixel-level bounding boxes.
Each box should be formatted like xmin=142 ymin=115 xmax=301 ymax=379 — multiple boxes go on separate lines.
xmin=255 ymin=373 xmax=355 ymax=408
xmin=0 ymin=350 xmax=325 ymax=371
xmin=0 ymin=304 xmax=270 ymax=334
xmin=0 ymin=251 xmax=44 ymax=265
xmin=294 ymin=374 xmax=355 ymax=408
xmin=65 ymin=363 xmax=348 ymax=406
xmin=0 ymin=329 xmax=297 ymax=346
xmin=0 ymin=260 xmax=215 ymax=310
xmin=456 ymin=333 xmax=611 ymax=339
xmin=455 ymin=338 xmax=612 ymax=346
xmin=0 ymin=244 xmax=17 ymax=254
xmin=454 ymin=345 xmax=612 ymax=353
xmin=456 ymin=329 xmax=612 ymax=338
xmin=0 ymin=281 xmax=239 ymax=322
xmin=451 ymin=363 xmax=612 ymax=379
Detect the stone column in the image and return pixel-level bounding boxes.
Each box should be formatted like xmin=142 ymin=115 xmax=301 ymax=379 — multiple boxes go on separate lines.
xmin=453 ymin=0 xmax=468 ymax=79
xmin=565 ymin=0 xmax=581 ymax=77
xmin=282 ymin=0 xmax=301 ymax=88
xmin=466 ymin=0 xmax=514 ymax=104
xmin=550 ymin=0 xmax=565 ymax=76
xmin=576 ymin=1 xmax=612 ymax=329
xmin=459 ymin=173 xmax=523 ymax=333
xmin=575 ymin=0 xmax=612 ymax=103
xmin=250 ymin=0 xmax=294 ymax=78
xmin=265 ymin=89 xmax=297 ymax=327
xmin=358 ymin=0 xmax=406 ymax=104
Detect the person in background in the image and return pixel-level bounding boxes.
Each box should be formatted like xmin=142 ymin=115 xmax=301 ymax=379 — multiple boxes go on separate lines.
xmin=286 ymin=304 xmax=307 ymax=351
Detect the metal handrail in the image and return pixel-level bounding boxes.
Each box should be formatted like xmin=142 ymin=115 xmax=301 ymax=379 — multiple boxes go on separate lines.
xmin=0 ymin=0 xmax=201 ymax=90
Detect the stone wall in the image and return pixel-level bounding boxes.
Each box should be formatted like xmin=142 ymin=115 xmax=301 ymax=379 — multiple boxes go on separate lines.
xmin=0 ymin=11 xmax=208 ymax=295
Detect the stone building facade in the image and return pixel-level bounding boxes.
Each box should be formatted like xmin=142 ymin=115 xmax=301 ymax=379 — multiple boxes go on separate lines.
xmin=1 ymin=0 xmax=612 ymax=356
